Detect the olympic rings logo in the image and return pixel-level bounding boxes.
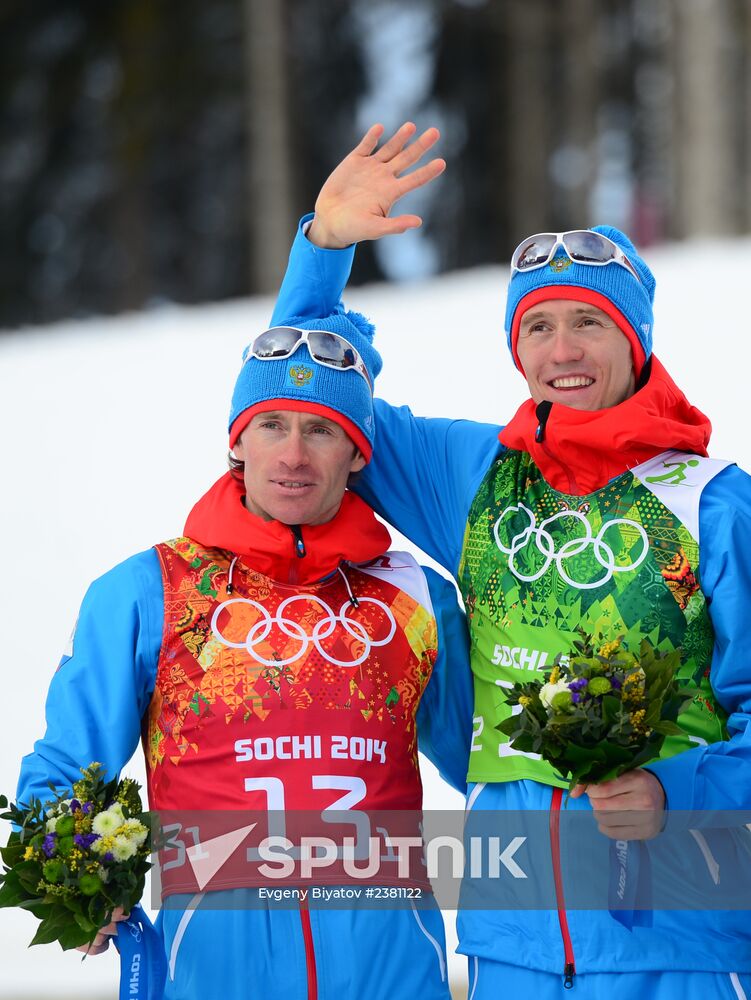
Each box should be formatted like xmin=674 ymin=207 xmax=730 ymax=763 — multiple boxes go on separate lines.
xmin=210 ymin=594 xmax=397 ymax=669
xmin=493 ymin=503 xmax=649 ymax=590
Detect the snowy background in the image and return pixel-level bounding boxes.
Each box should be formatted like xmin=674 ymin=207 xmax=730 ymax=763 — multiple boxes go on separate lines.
xmin=2 ymin=238 xmax=749 ymax=997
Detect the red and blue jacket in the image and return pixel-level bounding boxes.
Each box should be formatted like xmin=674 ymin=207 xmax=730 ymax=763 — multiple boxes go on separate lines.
xmin=17 ymin=475 xmax=472 ymax=999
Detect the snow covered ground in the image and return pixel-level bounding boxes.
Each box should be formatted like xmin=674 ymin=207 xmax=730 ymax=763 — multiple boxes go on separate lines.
xmin=1 ymin=237 xmax=749 ymax=997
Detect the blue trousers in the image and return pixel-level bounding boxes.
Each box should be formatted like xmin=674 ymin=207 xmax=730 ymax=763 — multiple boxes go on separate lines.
xmin=158 ymin=890 xmax=450 ymax=1000
xmin=467 ymin=957 xmax=751 ymax=1000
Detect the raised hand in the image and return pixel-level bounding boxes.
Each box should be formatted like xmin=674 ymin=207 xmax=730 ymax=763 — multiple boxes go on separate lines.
xmin=571 ymin=769 xmax=666 ymax=840
xmin=307 ymin=122 xmax=446 ymax=249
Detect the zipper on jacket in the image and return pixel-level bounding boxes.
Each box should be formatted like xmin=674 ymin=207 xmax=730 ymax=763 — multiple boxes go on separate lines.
xmin=287 ymin=525 xmax=306 ymax=584
xmin=535 ymin=400 xmax=553 ymax=443
xmin=550 ymin=786 xmax=576 ymax=989
xmin=535 ymin=401 xmax=580 ymax=494
xmin=299 ymin=898 xmax=318 ymax=1000
xmin=291 ymin=524 xmax=306 ymax=558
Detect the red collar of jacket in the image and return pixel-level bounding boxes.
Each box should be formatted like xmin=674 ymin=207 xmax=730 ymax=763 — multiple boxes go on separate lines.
xmin=184 ymin=472 xmax=391 ymax=584
xmin=498 ymin=355 xmax=711 ymax=495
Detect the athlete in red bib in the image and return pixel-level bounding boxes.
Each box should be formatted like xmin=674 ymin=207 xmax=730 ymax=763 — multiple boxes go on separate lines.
xmin=17 ymin=309 xmax=473 ymax=1000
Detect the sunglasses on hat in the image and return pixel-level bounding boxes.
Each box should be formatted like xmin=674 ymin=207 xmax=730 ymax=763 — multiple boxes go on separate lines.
xmin=511 ymin=230 xmax=642 ymax=284
xmin=247 ymin=326 xmax=373 ymax=392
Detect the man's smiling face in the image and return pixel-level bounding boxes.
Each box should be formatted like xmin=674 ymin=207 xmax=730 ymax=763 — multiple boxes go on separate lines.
xmin=516 ymin=299 xmax=636 ymax=411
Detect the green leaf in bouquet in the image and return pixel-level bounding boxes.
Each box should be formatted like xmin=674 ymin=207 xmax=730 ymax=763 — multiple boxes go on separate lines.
xmin=643 ymin=649 xmax=681 ymax=692
xmin=29 ymin=906 xmax=72 ymax=947
xmin=18 ymin=898 xmax=49 ymax=918
xmin=121 ymin=870 xmax=139 ymax=893
xmin=86 ymin=894 xmax=110 ymax=926
xmin=507 ymin=730 xmax=541 ymax=755
xmin=10 ymin=859 xmax=44 ymax=892
xmin=0 ymin=868 xmax=32 ymax=907
xmin=662 ymin=690 xmax=694 ymax=722
xmin=61 ymin=893 xmax=86 ymax=917
xmin=565 ymin=759 xmax=604 ymax=789
xmin=72 ymin=909 xmax=99 ymax=936
xmin=559 ymin=738 xmax=638 ymax=788
xmin=58 ymin=919 xmax=95 ymax=951
xmin=496 ymin=715 xmax=520 ymax=739
xmin=497 ymin=696 xmax=547 ymax=747
xmin=547 ymin=712 xmax=581 ymax=729
xmin=600 ymin=694 xmax=622 ymax=727
xmin=558 ymin=741 xmax=607 ymax=770
xmin=588 ymin=760 xmax=635 ymax=786
xmin=628 ymin=738 xmax=667 ymax=771
xmin=595 ymin=740 xmax=637 ymax=768
xmin=117 ymin=777 xmax=145 ymax=818
xmin=578 ymin=711 xmax=608 ymax=742
xmin=0 ymin=837 xmax=26 ymax=867
xmin=650 ymin=720 xmax=685 ymax=737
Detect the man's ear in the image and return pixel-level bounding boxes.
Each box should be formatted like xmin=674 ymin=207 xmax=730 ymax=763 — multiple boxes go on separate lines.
xmin=233 ymin=438 xmax=246 ymax=461
xmin=350 ymin=449 xmax=367 ymax=474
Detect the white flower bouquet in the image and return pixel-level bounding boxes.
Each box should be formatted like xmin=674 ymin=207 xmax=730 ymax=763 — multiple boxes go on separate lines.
xmin=0 ymin=763 xmax=152 ymax=949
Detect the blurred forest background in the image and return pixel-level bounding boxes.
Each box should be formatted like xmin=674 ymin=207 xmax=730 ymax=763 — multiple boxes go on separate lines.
xmin=2 ymin=0 xmax=750 ymax=330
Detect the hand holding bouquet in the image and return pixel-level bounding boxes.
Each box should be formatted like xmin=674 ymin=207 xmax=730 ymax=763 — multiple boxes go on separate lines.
xmin=497 ymin=635 xmax=691 ymax=791
xmin=0 ymin=763 xmax=151 ymax=950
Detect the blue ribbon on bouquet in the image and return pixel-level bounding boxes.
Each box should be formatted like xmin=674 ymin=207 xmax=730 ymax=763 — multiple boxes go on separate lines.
xmin=114 ymin=904 xmax=167 ymax=1000
xmin=608 ymin=838 xmax=653 ymax=930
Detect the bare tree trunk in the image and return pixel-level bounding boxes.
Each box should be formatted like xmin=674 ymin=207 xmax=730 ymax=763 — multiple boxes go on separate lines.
xmin=670 ymin=0 xmax=738 ymax=237
xmin=243 ymin=0 xmax=294 ymax=293
xmin=633 ymin=0 xmax=675 ymax=243
xmin=555 ymin=0 xmax=599 ymax=227
xmin=111 ymin=3 xmax=156 ymax=311
xmin=502 ymin=0 xmax=554 ymax=243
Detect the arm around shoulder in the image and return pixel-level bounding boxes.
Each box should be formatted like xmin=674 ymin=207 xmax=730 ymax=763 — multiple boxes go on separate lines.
xmin=354 ymin=400 xmax=503 ymax=576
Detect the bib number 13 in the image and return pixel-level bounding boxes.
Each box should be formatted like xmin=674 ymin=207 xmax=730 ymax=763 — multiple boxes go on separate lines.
xmin=244 ymin=774 xmax=369 ymax=859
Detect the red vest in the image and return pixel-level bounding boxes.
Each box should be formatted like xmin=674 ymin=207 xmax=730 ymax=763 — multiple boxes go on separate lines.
xmin=144 ymin=538 xmax=438 ymax=894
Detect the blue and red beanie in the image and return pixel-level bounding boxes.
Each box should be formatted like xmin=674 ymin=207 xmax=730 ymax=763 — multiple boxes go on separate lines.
xmin=229 ymin=311 xmax=382 ymax=461
xmin=504 ymin=225 xmax=656 ymax=377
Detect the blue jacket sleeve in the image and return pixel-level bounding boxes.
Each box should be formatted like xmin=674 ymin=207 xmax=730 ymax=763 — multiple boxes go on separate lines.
xmin=645 ymin=464 xmax=751 ymax=811
xmin=271 ymin=214 xmax=354 ymax=326
xmin=16 ymin=549 xmax=163 ymax=808
xmin=417 ymin=569 xmax=473 ymax=794
xmin=356 ymin=402 xmax=503 ymax=577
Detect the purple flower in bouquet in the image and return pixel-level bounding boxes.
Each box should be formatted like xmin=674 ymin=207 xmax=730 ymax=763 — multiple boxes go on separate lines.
xmin=73 ymin=833 xmax=98 ymax=849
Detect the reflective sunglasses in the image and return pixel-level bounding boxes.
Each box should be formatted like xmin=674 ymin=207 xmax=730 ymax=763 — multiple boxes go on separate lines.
xmin=247 ymin=326 xmax=373 ymax=391
xmin=510 ymin=230 xmax=642 ymax=284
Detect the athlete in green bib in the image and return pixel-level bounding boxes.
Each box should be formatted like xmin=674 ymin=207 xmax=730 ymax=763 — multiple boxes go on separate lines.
xmin=272 ymin=122 xmax=751 ymax=1000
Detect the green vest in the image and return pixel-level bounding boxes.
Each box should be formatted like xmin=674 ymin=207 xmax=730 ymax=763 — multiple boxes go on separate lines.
xmin=459 ymin=448 xmax=730 ymax=785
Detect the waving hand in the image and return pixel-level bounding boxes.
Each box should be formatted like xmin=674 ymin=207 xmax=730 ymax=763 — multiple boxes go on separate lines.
xmin=307 ymin=122 xmax=445 ymax=249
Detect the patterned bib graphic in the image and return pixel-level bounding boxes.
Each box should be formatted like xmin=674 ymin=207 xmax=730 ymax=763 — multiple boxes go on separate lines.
xmin=145 ymin=539 xmax=437 ymax=816
xmin=459 ymin=449 xmax=726 ymax=784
